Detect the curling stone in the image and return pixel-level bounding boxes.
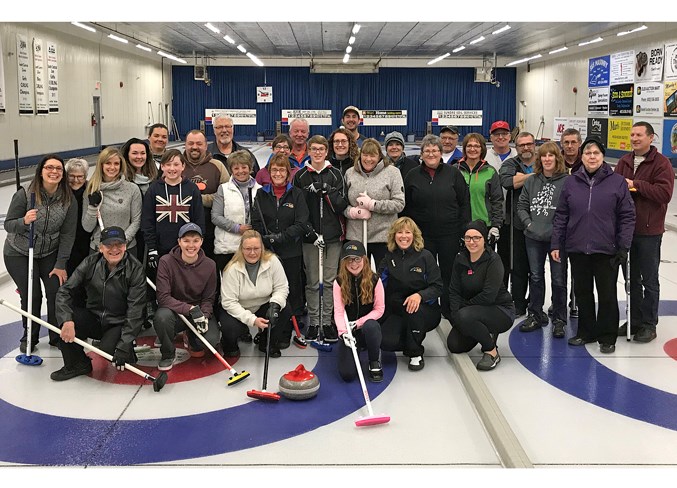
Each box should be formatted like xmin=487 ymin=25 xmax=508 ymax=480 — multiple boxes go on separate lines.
xmin=278 ymin=364 xmax=320 ymax=400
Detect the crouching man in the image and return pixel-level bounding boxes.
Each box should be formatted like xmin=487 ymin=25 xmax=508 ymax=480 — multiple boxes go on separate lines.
xmin=52 ymin=226 xmax=146 ymax=381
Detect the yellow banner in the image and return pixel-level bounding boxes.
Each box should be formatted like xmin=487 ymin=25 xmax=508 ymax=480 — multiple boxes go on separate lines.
xmin=607 ymin=118 xmax=633 ymax=150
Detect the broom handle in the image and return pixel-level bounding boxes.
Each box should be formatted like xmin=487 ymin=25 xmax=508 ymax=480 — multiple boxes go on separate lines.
xmin=344 ymin=312 xmax=375 ymax=416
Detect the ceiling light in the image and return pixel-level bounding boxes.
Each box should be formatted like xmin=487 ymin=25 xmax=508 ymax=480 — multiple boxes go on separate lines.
xmin=349 ymin=36 xmax=356 ymax=45
xmin=136 ymin=44 xmax=152 ymax=52
xmin=492 ymin=25 xmax=511 ymax=35
xmin=617 ymin=25 xmax=647 ymax=37
xmin=71 ymin=22 xmax=96 ymax=33
xmin=246 ymin=52 xmax=264 ymax=67
xmin=452 ymin=45 xmax=466 ymax=53
xmin=469 ymin=36 xmax=485 ymax=45
xmin=205 ymin=23 xmax=220 ymax=34
xmin=506 ymin=54 xmax=542 ymax=67
xmin=157 ymin=51 xmax=187 ymax=64
xmin=578 ymin=37 xmax=603 ymax=46
xmin=224 ymin=35 xmax=235 ymax=44
xmin=427 ymin=53 xmax=450 ymax=66
xmin=346 ymin=46 xmax=352 ymax=54
xmin=237 ymin=45 xmax=247 ymax=53
xmin=352 ymin=24 xmax=361 ymax=35
xmin=549 ymin=46 xmax=568 ymax=54
xmin=108 ymin=34 xmax=128 ymax=44
xmin=343 ymin=53 xmax=350 ymax=64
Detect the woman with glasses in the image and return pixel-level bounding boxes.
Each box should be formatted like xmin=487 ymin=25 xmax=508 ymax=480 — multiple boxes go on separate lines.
xmin=344 ymin=138 xmax=405 ymax=269
xmin=65 ymin=158 xmax=92 ymax=276
xmin=255 ymin=134 xmax=298 ymax=186
xmin=551 ymin=138 xmax=635 ymax=354
xmin=402 ymin=134 xmax=471 ymax=320
xmin=4 ymin=154 xmax=77 ymax=351
xmin=329 ymin=128 xmax=359 ymax=175
xmin=447 ymin=220 xmax=515 ymax=371
xmin=252 ymin=153 xmax=310 ymax=348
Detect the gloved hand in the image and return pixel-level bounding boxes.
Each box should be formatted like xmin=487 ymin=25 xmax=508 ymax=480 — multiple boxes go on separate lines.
xmin=189 ymin=306 xmax=208 ymax=334
xmin=313 ymin=234 xmax=325 ymax=249
xmin=611 ymin=248 xmax=628 ymax=269
xmin=147 ymin=249 xmax=159 ymax=270
xmin=266 ymin=302 xmax=282 ymax=328
xmin=263 ymin=233 xmax=284 ymax=245
xmin=347 ymin=321 xmax=357 ymax=331
xmin=88 ymin=191 xmax=102 ymax=207
xmin=348 ymin=207 xmax=372 ymax=220
xmin=112 ymin=348 xmax=132 ymax=371
xmin=308 ymin=182 xmax=331 ymax=194
xmin=488 ymin=227 xmax=500 ymax=245
xmin=341 ymin=332 xmax=356 ymax=349
xmin=356 ymin=192 xmax=376 ymax=211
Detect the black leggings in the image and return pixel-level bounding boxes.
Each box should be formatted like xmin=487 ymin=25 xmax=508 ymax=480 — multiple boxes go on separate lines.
xmin=380 ymin=301 xmax=440 ymax=357
xmin=447 ymin=305 xmax=513 ymax=353
xmin=337 ymin=319 xmax=382 ymax=382
xmin=218 ymin=302 xmax=292 ymax=352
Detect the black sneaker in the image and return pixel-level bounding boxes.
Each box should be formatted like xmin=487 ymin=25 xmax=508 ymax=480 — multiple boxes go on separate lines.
xmin=368 ymin=361 xmax=383 ymax=382
xmin=238 ymin=332 xmax=253 ymax=343
xmin=552 ymin=319 xmax=566 ymax=339
xmin=476 ymin=351 xmax=501 ymax=371
xmin=322 ymin=324 xmax=339 ymax=343
xmin=277 ymin=338 xmax=291 ymax=350
xmin=569 ymin=307 xmax=578 ymax=318
xmin=618 ymin=322 xmax=641 ymax=337
xmin=258 ymin=341 xmax=281 ymax=358
xmin=306 ymin=325 xmax=319 ymax=341
xmin=600 ymin=343 xmax=616 ymax=354
xmin=518 ymin=314 xmax=546 ymax=332
xmin=50 ymin=360 xmax=93 ymax=381
xmin=408 ymin=356 xmax=425 ymax=371
xmin=633 ymin=327 xmax=657 ymax=343
xmin=19 ymin=341 xmax=38 ymax=354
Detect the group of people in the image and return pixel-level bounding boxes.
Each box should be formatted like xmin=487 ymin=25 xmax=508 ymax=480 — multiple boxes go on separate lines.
xmin=4 ymin=108 xmax=672 ymax=385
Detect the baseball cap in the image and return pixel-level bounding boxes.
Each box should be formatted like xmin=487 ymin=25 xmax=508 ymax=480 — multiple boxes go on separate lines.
xmin=342 ymin=106 xmax=361 ymax=119
xmin=490 ymin=121 xmax=510 ymax=134
xmin=340 ymin=240 xmax=367 ymax=260
xmin=178 ymin=222 xmax=203 ymax=238
xmin=100 ymin=226 xmax=126 ymax=245
xmin=384 ymin=131 xmax=405 ymax=147
xmin=440 ymin=126 xmax=459 ymax=135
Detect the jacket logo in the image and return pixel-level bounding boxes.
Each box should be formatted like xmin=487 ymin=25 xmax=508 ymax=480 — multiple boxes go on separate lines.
xmin=409 ymin=266 xmax=423 ymax=273
xmin=283 ymin=203 xmax=294 ymax=208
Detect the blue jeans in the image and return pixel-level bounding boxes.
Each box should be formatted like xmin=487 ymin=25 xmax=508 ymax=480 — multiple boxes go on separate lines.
xmin=525 ymin=237 xmax=567 ymax=322
xmin=629 ymin=235 xmax=662 ymax=330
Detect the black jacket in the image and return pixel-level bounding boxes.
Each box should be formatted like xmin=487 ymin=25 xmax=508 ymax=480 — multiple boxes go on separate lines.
xmin=498 ymin=155 xmax=534 ymax=229
xmin=378 ymin=246 xmax=443 ymax=308
xmin=337 ymin=273 xmax=379 ymax=322
xmin=208 ymin=140 xmax=260 ymax=177
xmin=402 ymin=162 xmax=471 ymax=238
xmin=391 ymin=154 xmax=420 ymax=182
xmin=56 ymin=252 xmax=146 ymax=356
xmin=251 ymin=183 xmax=310 ymax=259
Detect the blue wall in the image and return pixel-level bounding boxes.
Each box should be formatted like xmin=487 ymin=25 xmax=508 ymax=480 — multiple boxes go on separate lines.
xmin=171 ymin=66 xmax=516 ymax=141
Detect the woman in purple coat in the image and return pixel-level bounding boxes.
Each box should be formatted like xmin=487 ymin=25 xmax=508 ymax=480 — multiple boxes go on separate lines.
xmin=550 ymin=138 xmax=635 ymax=354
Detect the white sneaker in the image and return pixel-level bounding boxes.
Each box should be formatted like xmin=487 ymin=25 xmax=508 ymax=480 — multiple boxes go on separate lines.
xmin=408 ymin=356 xmax=425 ymax=371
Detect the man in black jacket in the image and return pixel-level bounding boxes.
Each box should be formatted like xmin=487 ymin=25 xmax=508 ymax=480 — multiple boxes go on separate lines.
xmin=51 ymin=226 xmax=146 ymax=381
xmin=208 ymin=115 xmax=260 ymax=176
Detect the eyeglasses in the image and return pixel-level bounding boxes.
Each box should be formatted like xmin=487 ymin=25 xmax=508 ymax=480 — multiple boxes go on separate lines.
xmin=274 ymin=144 xmax=290 ymax=151
xmin=583 ymin=151 xmax=602 ymax=157
xmin=517 ymin=143 xmax=535 ymax=149
xmin=333 ymin=139 xmax=349 ymax=145
xmin=422 ymin=149 xmax=440 ymax=155
xmin=492 ymin=132 xmax=510 ymax=138
xmin=214 ymin=125 xmax=233 ymax=130
xmin=345 ymin=256 xmax=362 ymax=263
xmin=68 ymin=174 xmax=86 ymax=180
xmin=310 ymin=147 xmax=327 ymax=153
xmin=269 ymin=168 xmax=287 ymax=174
xmin=463 ymin=235 xmax=483 ymax=242
xmin=43 ymin=165 xmax=63 ymax=173
xmin=243 ymin=247 xmax=261 ymax=253
xmin=465 ymin=144 xmax=482 ymax=149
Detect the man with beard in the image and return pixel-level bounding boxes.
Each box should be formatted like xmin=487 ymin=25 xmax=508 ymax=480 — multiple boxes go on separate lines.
xmin=341 ymin=106 xmax=366 ymax=147
xmin=498 ymin=132 xmax=537 ymax=316
xmin=182 ymin=130 xmax=230 ymax=260
xmin=207 ymin=115 xmax=260 ymax=177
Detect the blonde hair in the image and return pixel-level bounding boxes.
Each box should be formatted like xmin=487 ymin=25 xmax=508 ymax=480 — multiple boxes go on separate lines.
xmin=386 ymin=217 xmax=425 ymax=252
xmin=337 ymin=256 xmax=375 ymax=306
xmin=86 ymin=147 xmax=127 ymax=195
xmin=225 ymin=230 xmax=274 ymax=271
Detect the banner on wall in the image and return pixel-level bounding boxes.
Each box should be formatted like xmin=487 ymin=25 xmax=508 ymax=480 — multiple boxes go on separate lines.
xmin=587 ymin=117 xmax=608 ymax=147
xmin=256 ymin=86 xmax=272 ymax=103
xmin=634 ymin=82 xmax=663 ymax=116
xmin=607 ymin=118 xmax=633 ymax=151
xmin=16 ymin=34 xmax=34 ymax=115
xmin=633 ymin=117 xmax=663 ymax=150
xmin=47 ymin=42 xmax=58 ymax=113
xmin=204 ymin=109 xmax=257 ymax=125
xmin=610 ymin=51 xmax=635 ymax=85
xmin=635 ymin=45 xmax=664 ymax=82
xmin=663 ymin=119 xmax=677 ymax=157
xmin=360 ymin=110 xmax=407 ymax=126
xmin=664 ymin=43 xmax=677 ymax=81
xmin=609 ymin=84 xmax=634 ymax=116
xmin=665 ymin=80 xmax=677 ymax=117
xmin=32 ymin=38 xmax=48 ymax=115
xmin=553 ymin=117 xmax=587 ymax=141
xmin=281 ymin=109 xmax=332 ymax=126
xmin=588 ymin=55 xmax=610 ymax=87
xmin=587 ymin=87 xmax=609 ymax=115
xmin=0 ymin=36 xmax=6 ymax=113
xmin=431 ymin=110 xmax=483 ymax=126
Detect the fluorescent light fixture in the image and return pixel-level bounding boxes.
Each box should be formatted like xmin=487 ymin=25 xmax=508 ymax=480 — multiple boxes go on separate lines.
xmin=349 ymin=36 xmax=356 ymax=45
xmin=71 ymin=22 xmax=96 ymax=33
xmin=108 ymin=34 xmax=128 ymax=44
xmin=549 ymin=46 xmax=568 ymax=54
xmin=452 ymin=45 xmax=466 ymax=53
xmin=157 ymin=51 xmax=187 ymax=64
xmin=205 ymin=23 xmax=220 ymax=33
xmin=237 ymin=44 xmax=247 ymax=53
xmin=246 ymin=52 xmax=264 ymax=67
xmin=492 ymin=25 xmax=511 ymax=35
xmin=427 ymin=53 xmax=451 ymax=65
xmin=352 ymin=24 xmax=361 ymax=35
xmin=617 ymin=25 xmax=647 ymax=37
xmin=506 ymin=54 xmax=542 ymax=66
xmin=136 ymin=44 xmax=152 ymax=52
xmin=578 ymin=37 xmax=602 ymax=46
xmin=224 ymin=35 xmax=235 ymax=44
xmin=343 ymin=53 xmax=350 ymax=64
xmin=346 ymin=46 xmax=352 ymax=54
xmin=469 ymin=35 xmax=485 ymax=45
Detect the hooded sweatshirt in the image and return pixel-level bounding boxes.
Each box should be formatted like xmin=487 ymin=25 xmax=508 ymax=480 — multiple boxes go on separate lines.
xmin=516 ymin=171 xmax=568 ymax=242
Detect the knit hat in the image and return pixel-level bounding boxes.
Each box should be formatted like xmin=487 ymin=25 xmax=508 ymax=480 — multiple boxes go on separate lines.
xmin=580 ymin=137 xmax=606 ymax=156
xmin=384 ymin=131 xmax=405 ymax=147
xmin=340 ymin=240 xmax=367 ymax=260
xmin=464 ymin=220 xmax=488 ymax=241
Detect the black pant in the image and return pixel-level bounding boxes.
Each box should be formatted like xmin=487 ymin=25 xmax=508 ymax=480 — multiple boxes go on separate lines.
xmin=218 ymin=302 xmax=292 ymax=353
xmin=337 ymin=319 xmax=382 ymax=382
xmin=423 ymin=232 xmax=461 ymax=317
xmin=497 ymin=223 xmax=529 ymax=311
xmin=59 ymin=308 xmax=122 ymax=367
xmin=366 ymin=242 xmax=388 ymax=272
xmin=380 ymin=301 xmax=440 ymax=357
xmin=569 ymin=252 xmax=619 ymax=345
xmin=4 ymin=251 xmax=60 ymax=345
xmin=447 ymin=305 xmax=513 ymax=353
xmin=281 ymin=255 xmax=305 ymax=316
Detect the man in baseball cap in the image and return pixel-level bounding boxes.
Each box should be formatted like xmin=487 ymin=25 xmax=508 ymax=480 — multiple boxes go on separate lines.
xmin=439 ymin=126 xmax=463 ymax=164
xmin=177 ymin=222 xmax=203 ymax=239
xmin=485 ymin=120 xmax=516 ymax=171
xmin=341 ymin=105 xmax=365 ymax=147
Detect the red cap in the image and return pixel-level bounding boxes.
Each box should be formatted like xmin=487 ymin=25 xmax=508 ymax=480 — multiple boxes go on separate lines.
xmin=490 ymin=121 xmax=510 ymax=133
